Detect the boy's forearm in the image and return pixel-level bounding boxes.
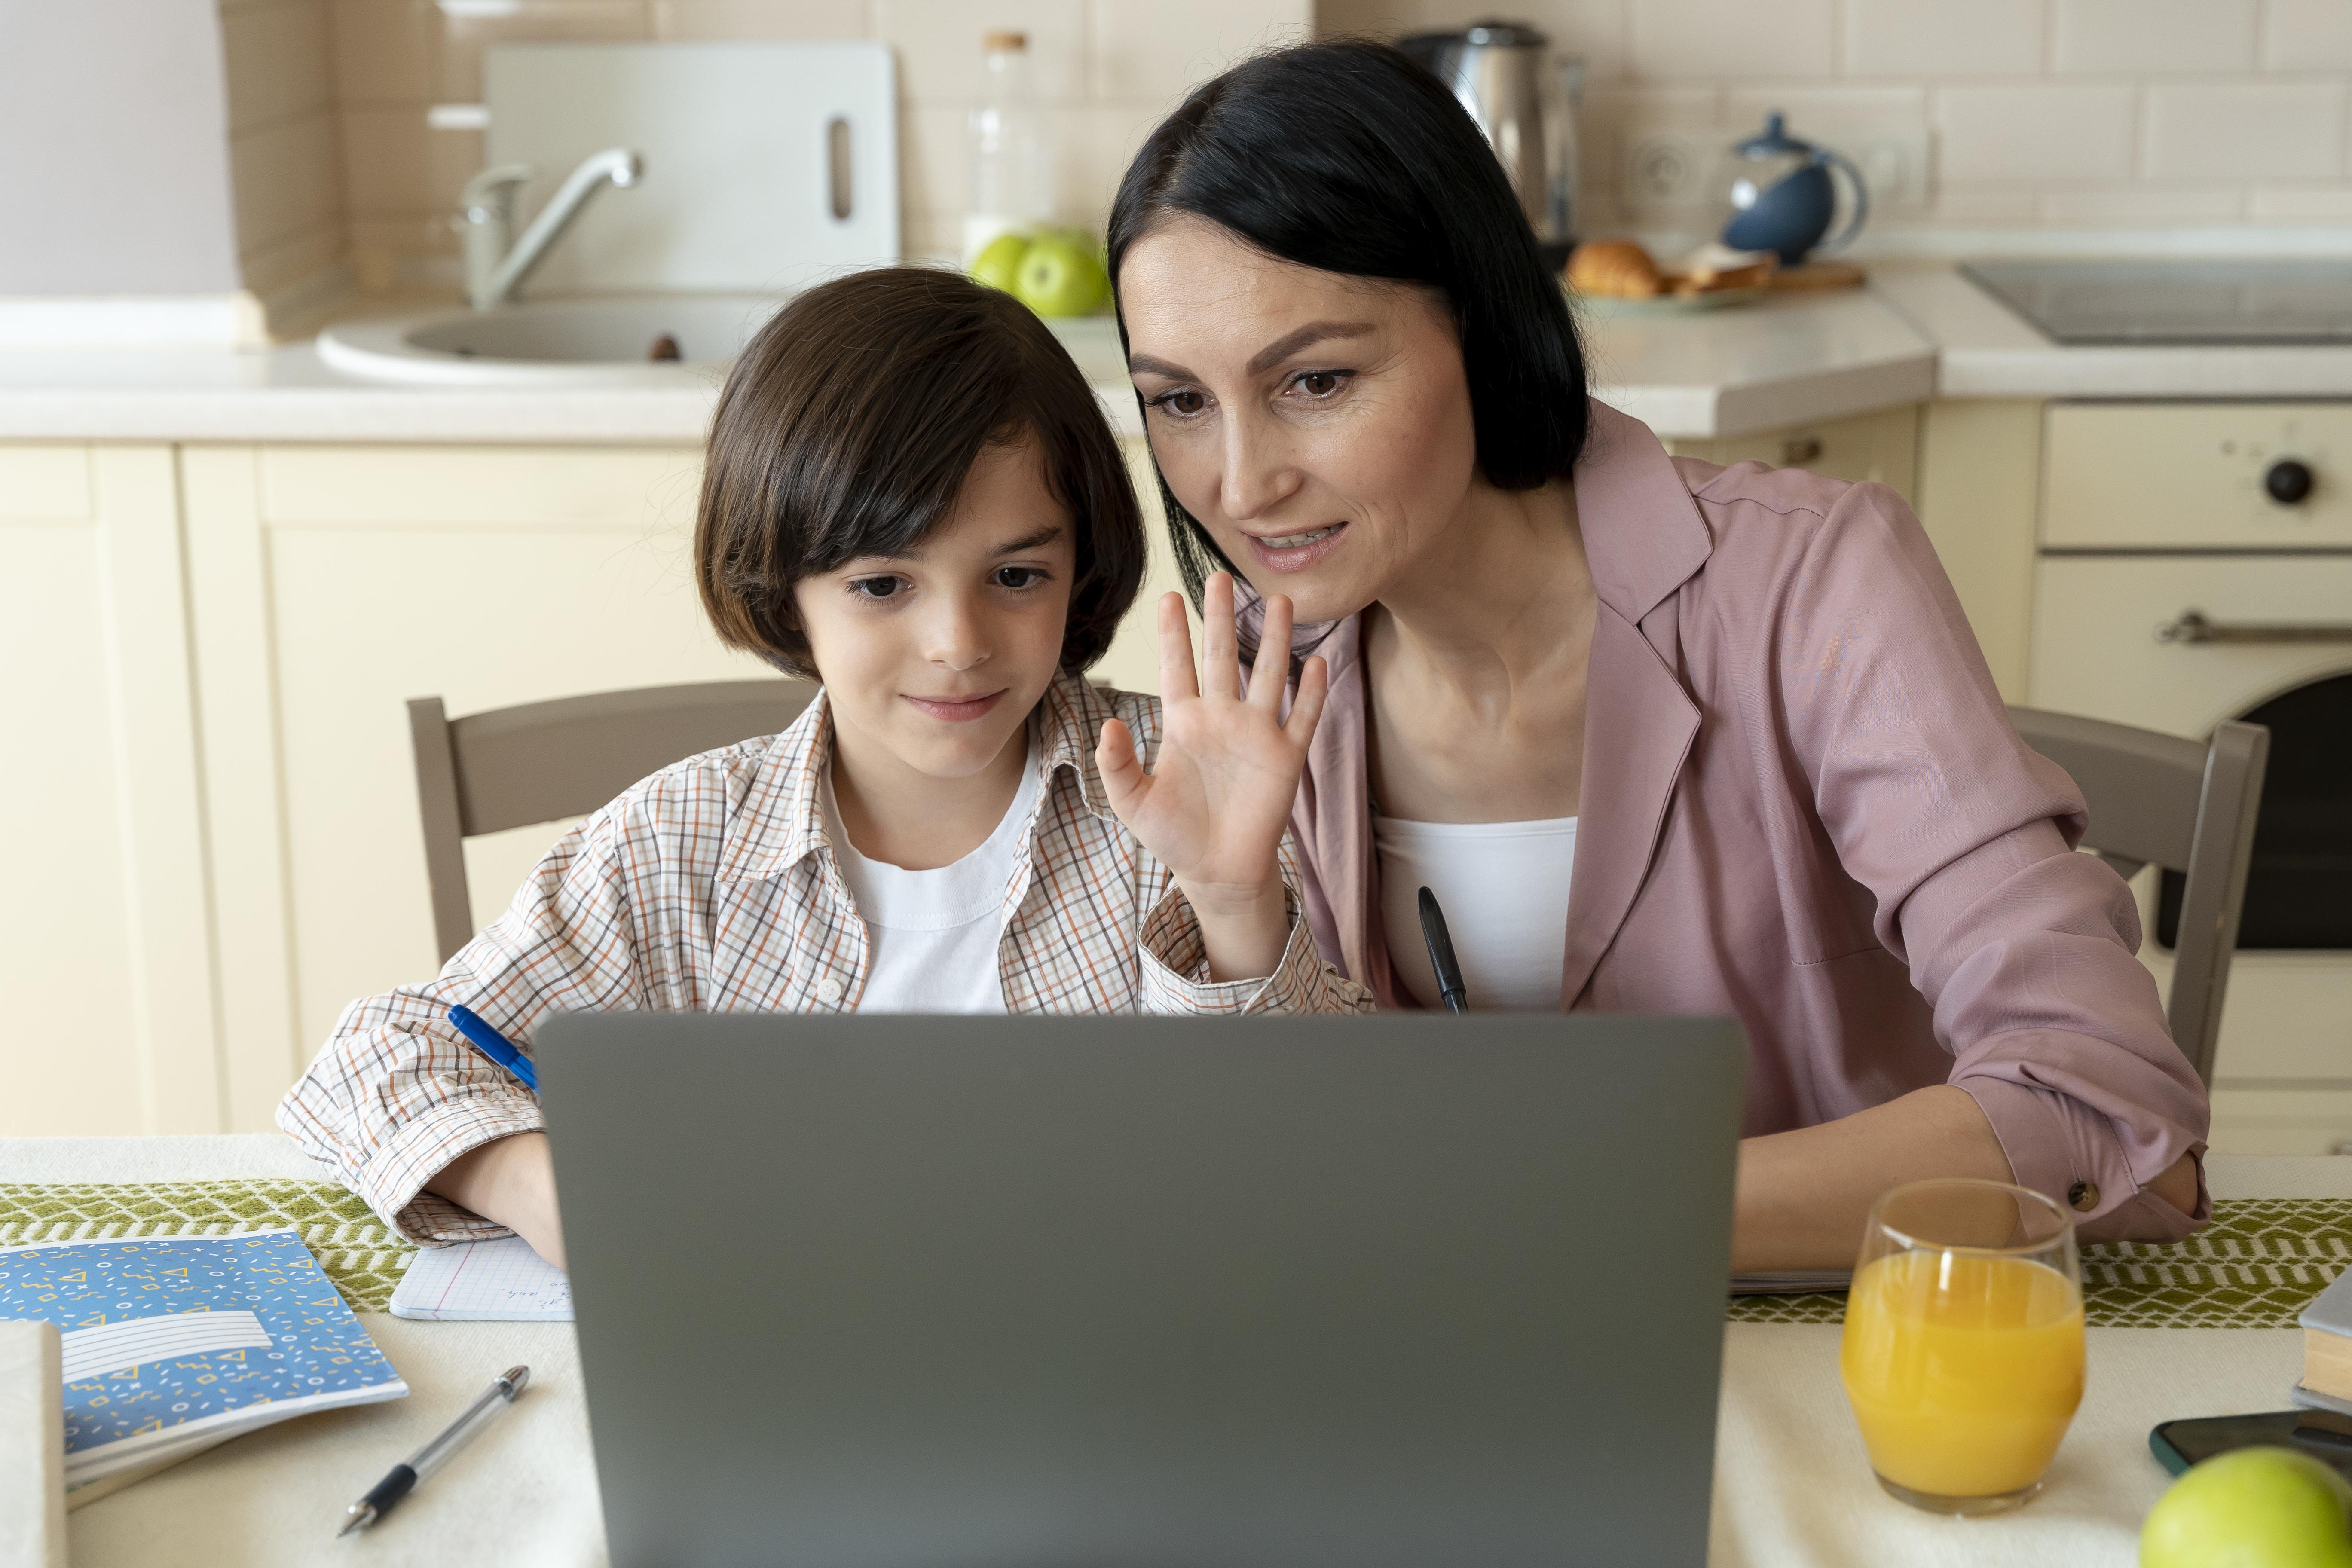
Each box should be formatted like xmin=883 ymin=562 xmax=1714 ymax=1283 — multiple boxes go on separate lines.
xmin=426 ymin=1131 xmax=568 ymax=1270
xmin=1180 ymin=878 xmax=1294 ymax=983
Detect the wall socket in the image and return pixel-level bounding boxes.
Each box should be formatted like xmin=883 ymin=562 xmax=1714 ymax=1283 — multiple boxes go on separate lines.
xmin=1618 ymin=126 xmax=1932 ymax=217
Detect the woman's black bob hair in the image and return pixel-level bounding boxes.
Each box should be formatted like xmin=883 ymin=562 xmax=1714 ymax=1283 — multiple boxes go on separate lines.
xmin=1107 ymin=38 xmax=1591 ymax=601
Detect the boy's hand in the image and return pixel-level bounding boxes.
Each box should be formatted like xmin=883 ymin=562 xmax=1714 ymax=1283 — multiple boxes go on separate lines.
xmin=1096 ymin=572 xmax=1330 ymax=981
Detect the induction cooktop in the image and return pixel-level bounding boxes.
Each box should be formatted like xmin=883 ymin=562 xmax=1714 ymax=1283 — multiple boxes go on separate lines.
xmin=1961 ymin=259 xmax=2352 ymax=345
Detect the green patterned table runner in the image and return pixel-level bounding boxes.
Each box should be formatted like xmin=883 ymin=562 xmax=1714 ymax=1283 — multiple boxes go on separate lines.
xmin=1733 ymin=1198 xmax=2352 ymax=1327
xmin=0 ymin=1180 xmax=411 ymax=1312
xmin=4 ymin=1182 xmax=2345 ymax=1326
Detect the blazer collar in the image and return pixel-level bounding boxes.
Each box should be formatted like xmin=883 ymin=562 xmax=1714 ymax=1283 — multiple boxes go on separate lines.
xmin=716 ymin=669 xmax=1113 ymax=885
xmin=1303 ymin=399 xmax=1713 ymax=1007
xmin=1575 ymin=397 xmax=1716 ymax=625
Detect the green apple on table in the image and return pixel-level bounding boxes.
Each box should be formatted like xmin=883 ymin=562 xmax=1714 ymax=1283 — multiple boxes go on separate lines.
xmin=2143 ymin=1447 xmax=2352 ymax=1568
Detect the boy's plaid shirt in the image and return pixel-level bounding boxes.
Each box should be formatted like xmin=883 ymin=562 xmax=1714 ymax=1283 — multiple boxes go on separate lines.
xmin=278 ymin=671 xmax=1374 ymax=1242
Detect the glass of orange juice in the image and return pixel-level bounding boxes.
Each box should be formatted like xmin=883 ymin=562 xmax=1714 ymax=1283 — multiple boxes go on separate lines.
xmin=1839 ymin=1178 xmax=2085 ymax=1515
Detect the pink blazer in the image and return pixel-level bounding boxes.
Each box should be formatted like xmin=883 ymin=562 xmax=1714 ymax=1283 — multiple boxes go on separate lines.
xmin=1290 ymin=399 xmax=2209 ymax=1244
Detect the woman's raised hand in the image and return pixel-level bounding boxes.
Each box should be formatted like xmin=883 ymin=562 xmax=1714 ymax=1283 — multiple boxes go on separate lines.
xmin=1096 ymin=572 xmax=1330 ymax=981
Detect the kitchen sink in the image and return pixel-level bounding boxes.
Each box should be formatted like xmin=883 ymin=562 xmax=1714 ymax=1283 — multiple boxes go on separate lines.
xmin=316 ymin=295 xmax=785 ymax=385
xmin=316 ymin=294 xmax=1133 ymax=389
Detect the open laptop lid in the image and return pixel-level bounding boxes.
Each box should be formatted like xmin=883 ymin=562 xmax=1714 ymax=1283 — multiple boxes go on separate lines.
xmin=540 ymin=1013 xmax=1745 ymax=1568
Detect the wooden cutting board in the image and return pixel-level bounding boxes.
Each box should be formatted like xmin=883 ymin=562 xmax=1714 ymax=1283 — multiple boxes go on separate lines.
xmin=1768 ymin=260 xmax=1867 ymax=291
xmin=486 ymin=42 xmax=899 ymax=295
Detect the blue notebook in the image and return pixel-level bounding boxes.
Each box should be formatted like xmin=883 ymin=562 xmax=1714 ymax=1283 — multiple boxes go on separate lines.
xmin=0 ymin=1227 xmax=408 ymax=1493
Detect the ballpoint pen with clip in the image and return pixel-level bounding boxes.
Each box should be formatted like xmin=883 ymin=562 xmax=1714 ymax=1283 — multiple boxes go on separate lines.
xmin=339 ymin=1364 xmax=531 ymax=1537
xmin=1416 ymin=886 xmax=1470 ymax=1015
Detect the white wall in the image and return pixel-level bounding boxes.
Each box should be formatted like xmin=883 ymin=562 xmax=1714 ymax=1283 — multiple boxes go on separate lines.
xmin=0 ymin=0 xmax=244 ymax=294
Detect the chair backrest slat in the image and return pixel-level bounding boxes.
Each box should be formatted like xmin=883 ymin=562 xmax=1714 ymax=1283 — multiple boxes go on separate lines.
xmin=2008 ymin=705 xmax=2270 ymax=1088
xmin=410 ymin=678 xmax=817 ymax=963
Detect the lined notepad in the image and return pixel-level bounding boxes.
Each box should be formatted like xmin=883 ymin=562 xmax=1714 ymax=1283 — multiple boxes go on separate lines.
xmin=390 ymin=1236 xmax=574 ymax=1321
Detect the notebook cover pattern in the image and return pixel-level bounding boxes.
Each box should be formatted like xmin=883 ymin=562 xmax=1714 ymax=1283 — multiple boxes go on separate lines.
xmin=0 ymin=1228 xmax=406 ymax=1481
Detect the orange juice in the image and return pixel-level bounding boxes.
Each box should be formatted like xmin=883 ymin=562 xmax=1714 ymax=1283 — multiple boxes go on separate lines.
xmin=1839 ymin=1250 xmax=2085 ymax=1498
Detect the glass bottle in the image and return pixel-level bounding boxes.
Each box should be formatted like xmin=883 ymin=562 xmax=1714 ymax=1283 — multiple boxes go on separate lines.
xmin=963 ymin=31 xmax=1055 ymax=266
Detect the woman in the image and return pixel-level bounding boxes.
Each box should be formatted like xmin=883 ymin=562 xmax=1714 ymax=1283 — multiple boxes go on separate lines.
xmin=1106 ymin=40 xmax=2205 ymax=1268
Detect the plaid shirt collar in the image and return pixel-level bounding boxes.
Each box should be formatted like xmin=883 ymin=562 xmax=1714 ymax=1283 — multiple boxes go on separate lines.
xmin=716 ymin=668 xmax=1120 ymax=885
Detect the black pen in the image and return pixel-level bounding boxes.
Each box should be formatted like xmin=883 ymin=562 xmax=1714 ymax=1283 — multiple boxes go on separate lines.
xmin=339 ymin=1365 xmax=530 ymax=1537
xmin=1417 ymin=886 xmax=1470 ymax=1014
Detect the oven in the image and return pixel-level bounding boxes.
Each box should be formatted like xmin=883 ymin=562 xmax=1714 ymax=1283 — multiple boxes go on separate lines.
xmin=2028 ymin=400 xmax=2352 ymax=1153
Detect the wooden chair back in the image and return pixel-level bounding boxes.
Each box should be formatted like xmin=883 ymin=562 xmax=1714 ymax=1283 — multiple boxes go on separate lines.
xmin=408 ymin=679 xmax=817 ymax=963
xmin=2009 ymin=706 xmax=2270 ymax=1087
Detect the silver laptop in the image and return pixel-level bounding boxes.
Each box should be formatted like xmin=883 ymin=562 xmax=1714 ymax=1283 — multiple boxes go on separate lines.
xmin=538 ymin=1013 xmax=1746 ymax=1568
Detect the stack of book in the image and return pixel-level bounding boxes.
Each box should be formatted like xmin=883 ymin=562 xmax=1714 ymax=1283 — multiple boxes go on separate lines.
xmin=2298 ymin=1266 xmax=2352 ymax=1416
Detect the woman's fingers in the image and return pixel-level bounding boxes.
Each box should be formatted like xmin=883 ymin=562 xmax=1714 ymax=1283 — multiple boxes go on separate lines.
xmin=1248 ymin=593 xmax=1294 ymax=710
xmin=1284 ymin=654 xmax=1331 ymax=746
xmin=1200 ymin=572 xmax=1239 ymax=701
xmin=1155 ymin=590 xmax=1199 ymax=703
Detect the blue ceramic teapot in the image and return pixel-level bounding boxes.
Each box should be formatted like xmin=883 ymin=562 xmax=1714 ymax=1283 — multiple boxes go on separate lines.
xmin=1718 ymin=112 xmax=1868 ymax=266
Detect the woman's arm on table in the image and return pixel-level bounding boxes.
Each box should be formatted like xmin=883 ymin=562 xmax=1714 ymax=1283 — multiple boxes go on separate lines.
xmin=1766 ymin=483 xmax=2211 ymax=1255
xmin=1733 ymin=1085 xmax=2200 ymax=1272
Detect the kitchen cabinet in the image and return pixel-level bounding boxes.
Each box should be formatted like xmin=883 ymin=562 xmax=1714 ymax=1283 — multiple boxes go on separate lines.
xmin=1665 ymin=400 xmax=2038 ymax=703
xmin=0 ymin=446 xmax=220 ymax=1136
xmin=1661 ymin=404 xmax=1921 ymax=504
xmin=2 ymin=440 xmax=1184 ymax=1137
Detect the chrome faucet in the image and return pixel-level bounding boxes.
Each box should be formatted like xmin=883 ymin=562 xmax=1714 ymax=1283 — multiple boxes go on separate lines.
xmin=459 ymin=147 xmax=643 ymax=310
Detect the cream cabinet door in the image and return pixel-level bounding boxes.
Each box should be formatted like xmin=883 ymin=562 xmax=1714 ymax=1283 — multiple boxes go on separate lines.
xmin=182 ymin=445 xmax=774 ymax=1124
xmin=1661 ymin=404 xmax=1921 ymax=505
xmin=0 ymin=446 xmax=223 ymax=1135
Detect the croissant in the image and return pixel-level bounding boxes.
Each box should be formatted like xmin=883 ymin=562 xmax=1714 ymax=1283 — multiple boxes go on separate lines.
xmin=1565 ymin=240 xmax=1664 ymax=300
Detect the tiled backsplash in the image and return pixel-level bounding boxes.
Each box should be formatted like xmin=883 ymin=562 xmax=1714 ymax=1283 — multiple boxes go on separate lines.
xmin=216 ymin=0 xmax=2352 ymax=309
xmin=1322 ymin=0 xmax=2352 ymax=244
xmin=217 ymin=0 xmax=1308 ymax=301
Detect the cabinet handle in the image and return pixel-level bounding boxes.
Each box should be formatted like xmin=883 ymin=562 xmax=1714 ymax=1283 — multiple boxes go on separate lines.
xmin=2156 ymin=608 xmax=2352 ymax=645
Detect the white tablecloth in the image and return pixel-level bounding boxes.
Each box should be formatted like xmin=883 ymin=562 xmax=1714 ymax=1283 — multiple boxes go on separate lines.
xmin=5 ymin=1138 xmax=2341 ymax=1568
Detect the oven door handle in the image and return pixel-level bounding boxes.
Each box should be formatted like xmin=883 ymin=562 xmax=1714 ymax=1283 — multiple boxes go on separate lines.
xmin=2156 ymin=609 xmax=2352 ymax=645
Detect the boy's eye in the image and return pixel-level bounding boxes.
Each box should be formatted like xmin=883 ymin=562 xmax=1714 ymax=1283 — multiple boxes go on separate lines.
xmin=993 ymin=566 xmax=1049 ymax=590
xmin=847 ymin=575 xmax=908 ymax=601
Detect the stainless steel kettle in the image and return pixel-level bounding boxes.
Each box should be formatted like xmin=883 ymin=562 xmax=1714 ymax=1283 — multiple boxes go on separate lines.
xmin=1400 ymin=21 xmax=1582 ymax=257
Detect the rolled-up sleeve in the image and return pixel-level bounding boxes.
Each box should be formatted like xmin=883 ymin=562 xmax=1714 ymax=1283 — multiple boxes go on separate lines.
xmin=276 ymin=808 xmax=646 ymax=1243
xmin=1137 ymin=845 xmax=1378 ymax=1016
xmin=1781 ymin=482 xmax=2209 ymax=1243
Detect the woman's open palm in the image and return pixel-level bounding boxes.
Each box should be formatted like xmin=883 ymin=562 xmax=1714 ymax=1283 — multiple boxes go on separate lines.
xmin=1096 ymin=573 xmax=1329 ymax=909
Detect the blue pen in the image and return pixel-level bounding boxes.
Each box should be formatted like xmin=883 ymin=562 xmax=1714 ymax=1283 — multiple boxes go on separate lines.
xmin=447 ymin=1006 xmax=540 ymax=1094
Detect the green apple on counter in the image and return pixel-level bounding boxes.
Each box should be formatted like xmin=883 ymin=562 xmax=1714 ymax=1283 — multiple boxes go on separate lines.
xmin=970 ymin=232 xmax=1031 ymax=296
xmin=967 ymin=228 xmax=1111 ymax=318
xmin=2143 ymin=1448 xmax=2352 ymax=1568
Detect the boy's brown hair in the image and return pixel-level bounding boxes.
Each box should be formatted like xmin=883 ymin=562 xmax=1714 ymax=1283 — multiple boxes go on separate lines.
xmin=695 ymin=266 xmax=1146 ymax=679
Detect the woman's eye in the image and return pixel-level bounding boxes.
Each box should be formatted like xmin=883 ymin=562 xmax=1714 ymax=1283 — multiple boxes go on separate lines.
xmin=994 ymin=566 xmax=1049 ymax=590
xmin=1291 ymin=370 xmax=1349 ymax=398
xmin=1150 ymin=388 xmax=1209 ymax=418
xmin=847 ymin=576 xmax=907 ymax=601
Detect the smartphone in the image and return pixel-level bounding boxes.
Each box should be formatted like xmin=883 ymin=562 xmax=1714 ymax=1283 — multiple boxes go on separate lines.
xmin=2151 ymin=1410 xmax=2352 ymax=1479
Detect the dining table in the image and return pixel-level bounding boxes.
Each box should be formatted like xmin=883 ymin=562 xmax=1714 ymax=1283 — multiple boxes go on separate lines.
xmin=4 ymin=1135 xmax=2343 ymax=1567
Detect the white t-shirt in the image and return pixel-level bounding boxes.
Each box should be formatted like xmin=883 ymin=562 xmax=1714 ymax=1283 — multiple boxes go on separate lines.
xmin=1373 ymin=814 xmax=1578 ymax=1012
xmin=820 ymin=737 xmax=1043 ymax=1013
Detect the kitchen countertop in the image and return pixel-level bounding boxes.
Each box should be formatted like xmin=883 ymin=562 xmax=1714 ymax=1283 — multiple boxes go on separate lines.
xmin=0 ymin=296 xmax=1936 ymax=446
xmin=2 ymin=263 xmax=2349 ymax=450
xmin=1870 ymin=263 xmax=2352 ymax=400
